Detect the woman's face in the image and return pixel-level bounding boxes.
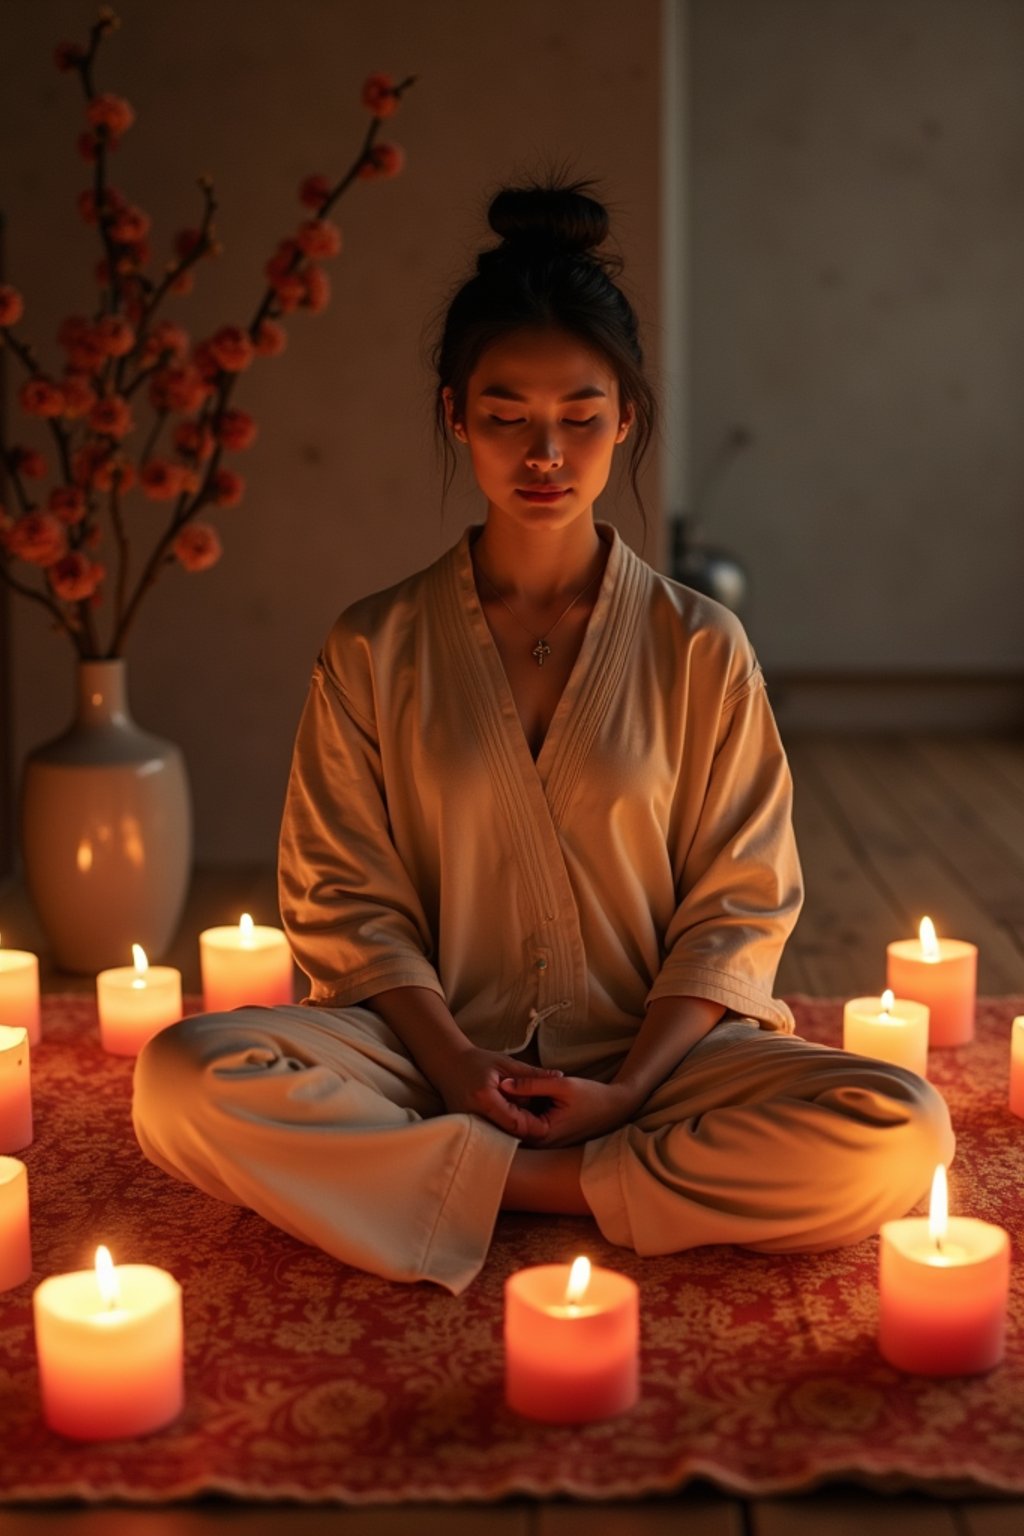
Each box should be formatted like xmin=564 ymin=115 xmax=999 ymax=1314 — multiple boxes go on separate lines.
xmin=444 ymin=327 xmax=633 ymax=532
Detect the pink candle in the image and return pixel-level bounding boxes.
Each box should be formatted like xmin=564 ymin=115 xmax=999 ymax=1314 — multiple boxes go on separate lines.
xmin=1010 ymin=1016 xmax=1024 ymax=1119
xmin=199 ymin=913 xmax=294 ymax=1013
xmin=96 ymin=946 xmax=183 ymax=1057
xmin=0 ymin=1156 xmax=32 ymax=1292
xmin=33 ymin=1245 xmax=183 ymax=1440
xmin=879 ymin=1166 xmax=1009 ymax=1375
xmin=0 ymin=936 xmax=41 ymax=1046
xmin=886 ymin=917 xmax=977 ymax=1047
xmin=843 ymin=990 xmax=929 ymax=1078
xmin=505 ymin=1257 xmax=639 ymax=1423
xmin=0 ymin=1025 xmax=32 ymax=1153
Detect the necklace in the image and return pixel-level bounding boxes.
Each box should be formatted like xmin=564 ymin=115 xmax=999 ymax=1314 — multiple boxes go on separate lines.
xmin=474 ymin=558 xmax=603 ymax=667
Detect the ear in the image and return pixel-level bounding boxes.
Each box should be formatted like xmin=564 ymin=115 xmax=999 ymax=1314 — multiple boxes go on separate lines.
xmin=615 ymin=402 xmax=636 ymax=445
xmin=442 ymin=387 xmax=468 ymax=443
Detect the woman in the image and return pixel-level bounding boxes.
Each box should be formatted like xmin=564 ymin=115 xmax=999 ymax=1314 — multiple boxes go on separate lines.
xmin=133 ymin=181 xmax=953 ymax=1293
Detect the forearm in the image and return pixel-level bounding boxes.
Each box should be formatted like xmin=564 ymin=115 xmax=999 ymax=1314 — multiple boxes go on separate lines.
xmin=364 ymin=984 xmax=472 ymax=1086
xmin=611 ymin=995 xmax=726 ymax=1110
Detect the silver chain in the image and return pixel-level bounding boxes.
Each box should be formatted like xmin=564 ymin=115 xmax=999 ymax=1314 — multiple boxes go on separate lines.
xmin=474 ymin=562 xmax=602 ymax=667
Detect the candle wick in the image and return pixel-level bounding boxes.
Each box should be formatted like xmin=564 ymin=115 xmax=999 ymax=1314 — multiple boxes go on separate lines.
xmin=934 ymin=1235 xmax=944 ymax=1255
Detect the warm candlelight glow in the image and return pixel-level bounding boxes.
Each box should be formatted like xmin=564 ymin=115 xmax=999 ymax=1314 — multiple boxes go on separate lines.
xmin=880 ymin=989 xmax=895 ymax=1018
xmin=95 ymin=1246 xmax=120 ymax=1308
xmin=239 ymin=912 xmax=255 ymax=947
xmin=131 ymin=945 xmax=149 ymax=982
xmin=928 ymin=1165 xmax=948 ymax=1248
xmin=919 ymin=916 xmax=940 ymax=962
xmin=565 ymin=1256 xmax=591 ymax=1306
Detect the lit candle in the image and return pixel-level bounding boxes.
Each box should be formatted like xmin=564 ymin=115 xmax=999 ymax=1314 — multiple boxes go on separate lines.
xmin=886 ymin=917 xmax=977 ymax=1047
xmin=505 ymin=1256 xmax=639 ymax=1423
xmin=199 ymin=913 xmax=294 ymax=1013
xmin=0 ymin=1025 xmax=32 ymax=1153
xmin=33 ymin=1244 xmax=184 ymax=1440
xmin=0 ymin=1156 xmax=31 ymax=1292
xmin=96 ymin=946 xmax=183 ymax=1057
xmin=843 ymin=989 xmax=929 ymax=1078
xmin=1010 ymin=1016 xmax=1024 ymax=1120
xmin=0 ymin=934 xmax=41 ymax=1046
xmin=879 ymin=1165 xmax=1010 ymax=1375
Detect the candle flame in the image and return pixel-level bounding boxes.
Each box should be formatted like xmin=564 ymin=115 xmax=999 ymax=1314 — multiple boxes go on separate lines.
xmin=919 ymin=916 xmax=940 ymax=962
xmin=132 ymin=944 xmax=149 ymax=977
xmin=95 ymin=1245 xmax=121 ymax=1307
xmin=880 ymin=989 xmax=895 ymax=1018
xmin=239 ymin=912 xmax=255 ymax=947
xmin=928 ymin=1164 xmax=949 ymax=1248
xmin=565 ymin=1255 xmax=591 ymax=1306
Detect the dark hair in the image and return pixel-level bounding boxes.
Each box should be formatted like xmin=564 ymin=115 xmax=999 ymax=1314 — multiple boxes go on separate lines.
xmin=432 ymin=179 xmax=656 ymax=529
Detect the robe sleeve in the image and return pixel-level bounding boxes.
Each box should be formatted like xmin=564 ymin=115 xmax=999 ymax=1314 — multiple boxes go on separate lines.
xmin=645 ymin=660 xmax=804 ymax=1032
xmin=277 ymin=623 xmax=445 ymax=1009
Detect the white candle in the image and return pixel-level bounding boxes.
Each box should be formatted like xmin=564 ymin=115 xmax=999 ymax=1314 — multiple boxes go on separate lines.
xmin=0 ymin=934 xmax=41 ymax=1046
xmin=199 ymin=913 xmax=294 ymax=1013
xmin=96 ymin=945 xmax=183 ymax=1057
xmin=0 ymin=1156 xmax=32 ymax=1292
xmin=1010 ymin=1016 xmax=1024 ymax=1120
xmin=843 ymin=989 xmax=929 ymax=1078
xmin=879 ymin=1166 xmax=1010 ymax=1375
xmin=0 ymin=1025 xmax=32 ymax=1153
xmin=505 ymin=1256 xmax=639 ymax=1423
xmin=886 ymin=917 xmax=977 ymax=1047
xmin=33 ymin=1244 xmax=184 ymax=1440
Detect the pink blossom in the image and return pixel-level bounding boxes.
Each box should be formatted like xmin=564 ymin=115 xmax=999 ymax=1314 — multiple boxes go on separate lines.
xmin=174 ymin=419 xmax=215 ymax=461
xmin=89 ymin=394 xmax=135 ymax=440
xmin=142 ymin=321 xmax=189 ymax=365
xmin=11 ymin=446 xmax=47 ymax=480
xmin=191 ymin=340 xmax=221 ymax=383
xmin=95 ymin=314 xmax=136 ymax=357
xmin=139 ymin=458 xmax=187 ymax=500
xmin=48 ymin=486 xmax=88 ymax=525
xmin=174 ymin=522 xmax=222 ymax=573
xmin=49 ymin=552 xmax=105 ymax=602
xmin=302 ymin=266 xmax=331 ymax=314
xmin=358 ymin=142 xmax=405 ymax=180
xmin=19 ymin=378 xmax=66 ymax=418
xmin=0 ymin=286 xmax=25 ymax=327
xmin=93 ymin=456 xmax=136 ymax=494
xmin=361 ymin=73 xmax=399 ymax=118
xmin=54 ymin=41 xmax=87 ymax=72
xmin=208 ymin=326 xmax=254 ymax=372
xmin=149 ymin=363 xmax=208 ymax=414
xmin=211 ymin=468 xmax=244 ymax=507
xmin=87 ymin=93 xmax=136 ymax=139
xmin=269 ymin=272 xmax=305 ymax=314
xmin=60 ymin=317 xmax=106 ymax=374
xmin=6 ymin=511 xmax=67 ymax=567
xmin=215 ymin=409 xmax=258 ymax=451
xmin=253 ymin=319 xmax=287 ymax=357
xmin=299 ymin=173 xmax=332 ymax=210
xmin=109 ymin=206 xmax=151 ymax=244
xmin=296 ymin=218 xmax=342 ymax=259
xmin=265 ymin=239 xmax=301 ymax=283
xmin=60 ymin=373 xmax=98 ymax=419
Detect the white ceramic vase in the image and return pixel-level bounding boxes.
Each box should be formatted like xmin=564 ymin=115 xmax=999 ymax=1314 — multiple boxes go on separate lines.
xmin=19 ymin=658 xmax=192 ymax=974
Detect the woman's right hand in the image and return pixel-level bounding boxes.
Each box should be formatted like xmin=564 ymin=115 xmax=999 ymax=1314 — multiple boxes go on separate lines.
xmin=432 ymin=1046 xmax=564 ymax=1139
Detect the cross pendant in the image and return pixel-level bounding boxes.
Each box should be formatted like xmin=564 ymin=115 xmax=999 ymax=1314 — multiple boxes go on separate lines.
xmin=532 ymin=638 xmax=552 ymax=667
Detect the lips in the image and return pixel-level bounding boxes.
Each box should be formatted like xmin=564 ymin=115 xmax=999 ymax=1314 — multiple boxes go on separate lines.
xmin=516 ymin=486 xmax=569 ymax=500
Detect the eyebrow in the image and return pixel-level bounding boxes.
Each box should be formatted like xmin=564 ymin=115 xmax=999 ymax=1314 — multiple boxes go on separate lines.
xmin=478 ymin=385 xmax=608 ymax=403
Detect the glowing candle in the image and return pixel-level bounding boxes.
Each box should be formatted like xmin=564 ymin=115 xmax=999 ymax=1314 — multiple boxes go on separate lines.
xmin=199 ymin=913 xmax=294 ymax=1013
xmin=879 ymin=1166 xmax=1010 ymax=1375
xmin=505 ymin=1256 xmax=639 ymax=1422
xmin=0 ymin=935 xmax=41 ymax=1046
xmin=0 ymin=1156 xmax=31 ymax=1292
xmin=886 ymin=917 xmax=977 ymax=1047
xmin=33 ymin=1244 xmax=184 ymax=1440
xmin=1010 ymin=1016 xmax=1024 ymax=1119
xmin=843 ymin=989 xmax=929 ymax=1078
xmin=0 ymin=1025 xmax=32 ymax=1153
xmin=96 ymin=946 xmax=183 ymax=1057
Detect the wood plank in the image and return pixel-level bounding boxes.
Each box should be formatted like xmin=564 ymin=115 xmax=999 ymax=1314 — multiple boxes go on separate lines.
xmin=751 ymin=1490 xmax=960 ymax=1536
xmin=0 ymin=1504 xmax=533 ymax=1535
xmin=537 ymin=1496 xmax=744 ymax=1535
xmin=960 ymin=1502 xmax=1024 ymax=1536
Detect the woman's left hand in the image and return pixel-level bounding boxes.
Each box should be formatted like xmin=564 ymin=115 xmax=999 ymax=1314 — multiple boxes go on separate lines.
xmin=499 ymin=1074 xmax=639 ymax=1148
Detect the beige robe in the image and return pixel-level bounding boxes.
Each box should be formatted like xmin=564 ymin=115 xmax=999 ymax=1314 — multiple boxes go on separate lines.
xmin=278 ymin=521 xmax=804 ymax=1068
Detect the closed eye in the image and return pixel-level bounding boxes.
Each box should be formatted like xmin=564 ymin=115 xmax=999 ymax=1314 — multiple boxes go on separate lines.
xmin=488 ymin=415 xmax=598 ymax=427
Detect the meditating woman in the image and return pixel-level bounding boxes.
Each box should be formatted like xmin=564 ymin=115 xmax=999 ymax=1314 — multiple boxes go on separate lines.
xmin=133 ymin=181 xmax=953 ymax=1293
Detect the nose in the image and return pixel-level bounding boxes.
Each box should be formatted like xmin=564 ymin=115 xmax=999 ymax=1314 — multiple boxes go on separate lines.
xmin=525 ymin=426 xmax=563 ymax=470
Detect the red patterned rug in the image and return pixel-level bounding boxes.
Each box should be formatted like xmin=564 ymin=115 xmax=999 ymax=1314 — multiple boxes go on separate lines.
xmin=1 ymin=995 xmax=1022 ymax=1503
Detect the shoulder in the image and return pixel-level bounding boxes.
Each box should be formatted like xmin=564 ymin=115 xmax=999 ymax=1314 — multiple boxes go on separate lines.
xmin=632 ymin=550 xmax=761 ymax=705
xmin=318 ymin=544 xmax=447 ymax=692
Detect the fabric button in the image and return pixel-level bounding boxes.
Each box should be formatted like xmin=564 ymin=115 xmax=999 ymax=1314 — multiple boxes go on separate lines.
xmin=533 ymin=956 xmax=548 ymax=971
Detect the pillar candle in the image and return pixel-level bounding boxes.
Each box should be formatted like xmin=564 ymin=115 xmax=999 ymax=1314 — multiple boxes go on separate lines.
xmin=886 ymin=917 xmax=977 ymax=1047
xmin=199 ymin=913 xmax=294 ymax=1012
xmin=505 ymin=1256 xmax=639 ymax=1423
xmin=96 ymin=946 xmax=183 ymax=1057
xmin=33 ymin=1245 xmax=184 ymax=1440
xmin=0 ymin=1025 xmax=32 ymax=1153
xmin=843 ymin=990 xmax=929 ymax=1078
xmin=0 ymin=1156 xmax=32 ymax=1292
xmin=878 ymin=1166 xmax=1010 ymax=1375
xmin=0 ymin=936 xmax=41 ymax=1046
xmin=1010 ymin=1016 xmax=1024 ymax=1119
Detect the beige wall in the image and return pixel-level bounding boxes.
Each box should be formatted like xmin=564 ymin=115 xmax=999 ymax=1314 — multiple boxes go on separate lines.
xmin=689 ymin=0 xmax=1024 ymax=675
xmin=3 ymin=0 xmax=664 ymax=863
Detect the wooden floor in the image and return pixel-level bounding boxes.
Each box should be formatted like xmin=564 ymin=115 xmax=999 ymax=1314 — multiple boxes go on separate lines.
xmin=2 ymin=734 xmax=1023 ymax=1535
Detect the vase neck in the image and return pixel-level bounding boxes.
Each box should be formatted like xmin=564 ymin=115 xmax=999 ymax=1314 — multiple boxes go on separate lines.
xmin=76 ymin=659 xmax=130 ymax=727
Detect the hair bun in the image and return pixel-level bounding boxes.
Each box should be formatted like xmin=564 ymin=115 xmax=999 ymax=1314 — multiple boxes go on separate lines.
xmin=486 ymin=182 xmax=609 ymax=257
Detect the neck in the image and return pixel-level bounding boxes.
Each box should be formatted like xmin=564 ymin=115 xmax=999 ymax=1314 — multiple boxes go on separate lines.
xmin=472 ymin=512 xmax=606 ymax=607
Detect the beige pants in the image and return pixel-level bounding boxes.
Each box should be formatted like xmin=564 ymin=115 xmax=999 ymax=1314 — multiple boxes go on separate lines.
xmin=132 ymin=1005 xmax=954 ymax=1295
